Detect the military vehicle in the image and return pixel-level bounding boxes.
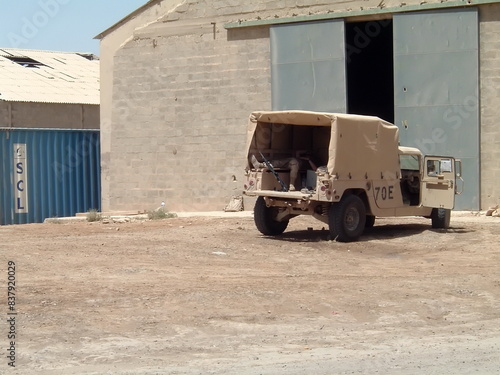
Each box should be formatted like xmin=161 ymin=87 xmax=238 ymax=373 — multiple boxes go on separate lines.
xmin=243 ymin=111 xmax=463 ymax=242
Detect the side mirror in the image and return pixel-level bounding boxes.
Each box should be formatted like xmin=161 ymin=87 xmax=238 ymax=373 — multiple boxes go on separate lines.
xmin=455 ymin=159 xmax=464 ymax=195
xmin=455 ymin=160 xmax=462 ymax=178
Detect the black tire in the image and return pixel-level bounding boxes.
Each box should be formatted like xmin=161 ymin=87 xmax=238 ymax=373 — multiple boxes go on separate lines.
xmin=329 ymin=195 xmax=367 ymax=242
xmin=254 ymin=196 xmax=289 ymax=235
xmin=431 ymin=208 xmax=451 ymax=229
xmin=365 ymin=215 xmax=376 ymax=229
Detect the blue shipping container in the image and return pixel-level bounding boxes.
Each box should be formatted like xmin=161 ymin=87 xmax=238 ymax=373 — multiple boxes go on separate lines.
xmin=0 ymin=128 xmax=101 ymax=225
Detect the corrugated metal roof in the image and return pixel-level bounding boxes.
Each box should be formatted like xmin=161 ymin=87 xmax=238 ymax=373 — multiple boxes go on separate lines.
xmin=0 ymin=48 xmax=100 ymax=105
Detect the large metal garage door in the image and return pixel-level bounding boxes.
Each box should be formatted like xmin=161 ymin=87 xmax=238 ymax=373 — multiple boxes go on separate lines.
xmin=394 ymin=9 xmax=479 ymax=210
xmin=270 ymin=20 xmax=347 ymax=113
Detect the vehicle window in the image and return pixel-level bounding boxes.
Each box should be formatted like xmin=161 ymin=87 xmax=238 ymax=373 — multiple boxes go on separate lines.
xmin=426 ymin=159 xmax=452 ymax=176
xmin=440 ymin=159 xmax=452 ymax=173
xmin=427 ymin=160 xmax=440 ymax=176
xmin=400 ymin=155 xmax=419 ymax=171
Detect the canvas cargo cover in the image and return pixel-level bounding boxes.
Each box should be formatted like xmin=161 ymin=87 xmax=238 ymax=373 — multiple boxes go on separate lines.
xmin=246 ymin=111 xmax=401 ymax=180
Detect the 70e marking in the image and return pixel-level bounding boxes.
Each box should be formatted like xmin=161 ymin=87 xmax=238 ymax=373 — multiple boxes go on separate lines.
xmin=374 ymin=185 xmax=395 ymax=201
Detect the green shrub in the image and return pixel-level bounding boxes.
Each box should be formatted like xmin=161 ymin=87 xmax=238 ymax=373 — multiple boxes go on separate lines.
xmin=86 ymin=209 xmax=101 ymax=222
xmin=147 ymin=209 xmax=177 ymax=220
xmin=46 ymin=218 xmax=62 ymax=224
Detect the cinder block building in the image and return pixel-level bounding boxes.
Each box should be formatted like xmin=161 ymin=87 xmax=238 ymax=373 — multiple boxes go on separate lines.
xmin=96 ymin=0 xmax=500 ymax=212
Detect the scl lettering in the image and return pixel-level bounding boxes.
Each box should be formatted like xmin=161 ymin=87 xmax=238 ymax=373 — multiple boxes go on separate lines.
xmin=16 ymin=162 xmax=24 ymax=174
xmin=16 ymin=162 xmax=25 ymax=210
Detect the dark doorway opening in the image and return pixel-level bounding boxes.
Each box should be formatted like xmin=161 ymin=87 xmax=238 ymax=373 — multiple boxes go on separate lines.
xmin=345 ymin=19 xmax=394 ymax=123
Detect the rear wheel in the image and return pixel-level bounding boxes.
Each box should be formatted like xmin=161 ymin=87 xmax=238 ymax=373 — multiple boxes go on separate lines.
xmin=329 ymin=195 xmax=367 ymax=242
xmin=254 ymin=196 xmax=289 ymax=235
xmin=431 ymin=208 xmax=451 ymax=229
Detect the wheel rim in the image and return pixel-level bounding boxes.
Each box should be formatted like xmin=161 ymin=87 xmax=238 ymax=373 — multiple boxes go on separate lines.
xmin=344 ymin=206 xmax=360 ymax=231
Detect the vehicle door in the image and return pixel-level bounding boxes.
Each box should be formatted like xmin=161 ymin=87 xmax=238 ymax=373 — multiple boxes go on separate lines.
xmin=421 ymin=156 xmax=456 ymax=209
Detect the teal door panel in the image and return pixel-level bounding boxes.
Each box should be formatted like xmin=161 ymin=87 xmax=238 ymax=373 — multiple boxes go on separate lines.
xmin=394 ymin=8 xmax=479 ymax=210
xmin=395 ymin=53 xmax=478 ymax=109
xmin=393 ymin=10 xmax=478 ymax=55
xmin=271 ymin=20 xmax=346 ymax=113
xmin=457 ymin=157 xmax=480 ymax=209
xmin=395 ymin=106 xmax=479 ymax=158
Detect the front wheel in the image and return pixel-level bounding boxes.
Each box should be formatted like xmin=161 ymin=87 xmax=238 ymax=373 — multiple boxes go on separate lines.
xmin=254 ymin=196 xmax=289 ymax=235
xmin=329 ymin=195 xmax=367 ymax=242
xmin=431 ymin=208 xmax=451 ymax=229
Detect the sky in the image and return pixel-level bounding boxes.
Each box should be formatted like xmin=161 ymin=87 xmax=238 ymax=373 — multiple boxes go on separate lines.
xmin=0 ymin=0 xmax=149 ymax=56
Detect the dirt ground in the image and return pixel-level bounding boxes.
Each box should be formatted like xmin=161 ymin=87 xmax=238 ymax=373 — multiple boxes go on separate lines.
xmin=1 ymin=212 xmax=499 ymax=374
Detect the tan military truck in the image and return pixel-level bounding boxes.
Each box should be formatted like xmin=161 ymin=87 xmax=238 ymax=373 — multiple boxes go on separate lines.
xmin=243 ymin=111 xmax=463 ymax=242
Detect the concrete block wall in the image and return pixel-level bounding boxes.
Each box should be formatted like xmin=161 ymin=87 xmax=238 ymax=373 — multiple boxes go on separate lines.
xmin=0 ymin=102 xmax=8 ymax=126
xmin=0 ymin=102 xmax=99 ymax=129
xmin=102 ymin=0 xmax=499 ymax=212
xmin=108 ymin=16 xmax=271 ymax=211
xmin=480 ymin=4 xmax=500 ymax=209
xmin=104 ymin=0 xmax=440 ymax=213
xmin=167 ymin=0 xmax=440 ymax=21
